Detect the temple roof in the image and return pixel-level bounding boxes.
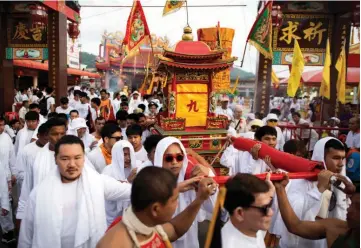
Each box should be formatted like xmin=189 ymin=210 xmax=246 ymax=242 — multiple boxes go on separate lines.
xmin=163 ymin=41 xmax=226 ymax=60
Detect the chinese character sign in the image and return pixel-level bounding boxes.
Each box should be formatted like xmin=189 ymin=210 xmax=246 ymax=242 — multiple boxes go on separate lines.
xmin=8 ymin=17 xmax=47 ymax=48
xmin=273 ymin=14 xmax=332 ymax=53
xmin=176 ymin=84 xmax=208 ymax=127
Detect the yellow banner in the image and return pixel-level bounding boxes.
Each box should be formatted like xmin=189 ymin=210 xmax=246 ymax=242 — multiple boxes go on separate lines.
xmin=163 ymin=1 xmax=185 ymax=16
xmin=176 ymin=84 xmax=208 ymax=127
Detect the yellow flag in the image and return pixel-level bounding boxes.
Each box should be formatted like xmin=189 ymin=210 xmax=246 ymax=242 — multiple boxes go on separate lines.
xmin=271 ymin=69 xmax=280 ymax=88
xmin=163 ymin=0 xmax=185 ymax=16
xmin=335 ymin=45 xmax=346 ymax=104
xmin=319 ymin=39 xmax=331 ymax=99
xmin=287 ymin=39 xmax=304 ymax=97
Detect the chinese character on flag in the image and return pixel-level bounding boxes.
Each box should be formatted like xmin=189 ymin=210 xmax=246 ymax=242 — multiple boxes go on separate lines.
xmin=122 ymin=0 xmax=151 ymax=58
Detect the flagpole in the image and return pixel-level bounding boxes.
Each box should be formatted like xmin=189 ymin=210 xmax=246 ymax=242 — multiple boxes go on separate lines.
xmin=185 ymin=0 xmax=189 ymax=26
xmin=240 ymin=42 xmax=248 ymax=67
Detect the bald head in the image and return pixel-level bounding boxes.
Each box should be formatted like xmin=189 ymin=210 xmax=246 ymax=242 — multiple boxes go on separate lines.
xmin=349 ymin=117 xmax=360 ymax=132
xmin=234 ymin=104 xmax=243 ymax=119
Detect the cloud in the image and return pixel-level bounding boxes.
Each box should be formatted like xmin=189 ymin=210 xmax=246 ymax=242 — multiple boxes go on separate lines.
xmin=79 ymin=0 xmax=259 ymax=73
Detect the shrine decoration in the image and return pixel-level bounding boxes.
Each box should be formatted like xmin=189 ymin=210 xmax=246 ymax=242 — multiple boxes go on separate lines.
xmin=197 ymin=26 xmax=235 ymax=91
xmin=68 ymin=22 xmax=80 ymax=42
xmin=271 ymin=5 xmax=283 ymax=28
xmin=153 ymin=26 xmax=236 ymax=172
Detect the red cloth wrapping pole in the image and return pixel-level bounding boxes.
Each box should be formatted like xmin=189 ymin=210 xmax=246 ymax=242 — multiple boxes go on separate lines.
xmin=213 ymin=170 xmax=320 ymax=185
xmin=231 ymin=137 xmax=322 ymax=172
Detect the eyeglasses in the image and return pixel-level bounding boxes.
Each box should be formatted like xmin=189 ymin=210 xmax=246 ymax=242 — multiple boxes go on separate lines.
xmin=110 ymin=136 xmax=123 ymax=141
xmin=248 ymin=199 xmax=273 ymax=216
xmin=164 ymin=153 xmax=184 ymax=163
xmin=268 ymin=119 xmax=278 ymax=123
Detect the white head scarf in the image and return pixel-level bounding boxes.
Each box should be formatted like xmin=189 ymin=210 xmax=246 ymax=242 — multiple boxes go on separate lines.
xmin=311 ymin=137 xmax=348 ymax=220
xmin=153 ymin=137 xmax=191 ymax=221
xmin=68 ymin=118 xmax=94 ymax=149
xmin=111 ymin=140 xmax=137 ymax=180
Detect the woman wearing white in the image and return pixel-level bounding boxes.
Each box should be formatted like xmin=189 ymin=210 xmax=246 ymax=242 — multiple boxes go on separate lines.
xmin=102 ymin=140 xmax=139 ymax=226
xmin=153 ymin=137 xmax=217 ymax=248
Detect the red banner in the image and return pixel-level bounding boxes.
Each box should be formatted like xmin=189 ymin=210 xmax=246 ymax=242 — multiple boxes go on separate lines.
xmin=122 ymin=0 xmax=150 ymax=57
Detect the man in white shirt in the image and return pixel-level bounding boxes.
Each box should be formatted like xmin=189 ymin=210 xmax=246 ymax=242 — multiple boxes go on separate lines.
xmin=137 ymin=113 xmax=151 ymax=143
xmin=18 ymin=135 xmax=131 ymax=248
xmin=290 ymin=97 xmax=301 ymax=112
xmin=215 ymin=95 xmax=233 ymax=120
xmin=220 ymin=126 xmax=275 ymax=175
xmin=75 ymin=92 xmax=91 ymax=119
xmin=265 ymin=113 xmax=285 ymax=151
xmin=69 ymin=109 xmax=79 ymax=121
xmin=88 ymin=123 xmax=122 ymax=173
xmin=19 ymin=100 xmax=29 ymax=124
xmin=45 ymin=87 xmax=55 ymax=114
xmin=55 ymin=97 xmax=73 ymax=116
xmin=116 ymin=110 xmax=128 ymax=140
xmin=220 ymin=173 xmax=274 ymax=248
xmin=345 ymin=117 xmax=360 ymax=149
xmin=126 ymin=124 xmax=148 ymax=164
xmin=69 ymin=90 xmax=81 ymax=109
xmin=20 ymin=89 xmax=29 ymax=102
xmin=15 ymin=111 xmax=39 ymax=155
xmin=230 ymin=104 xmax=247 ymax=135
xmin=88 ymin=87 xmax=98 ymax=100
xmin=291 ymin=112 xmax=318 ymax=152
xmin=90 ymin=117 xmax=105 ymax=142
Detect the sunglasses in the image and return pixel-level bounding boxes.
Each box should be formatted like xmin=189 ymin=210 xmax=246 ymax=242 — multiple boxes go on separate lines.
xmin=268 ymin=119 xmax=278 ymax=123
xmin=248 ymin=198 xmax=273 ymax=216
xmin=164 ymin=153 xmax=184 ymax=163
xmin=110 ymin=136 xmax=123 ymax=141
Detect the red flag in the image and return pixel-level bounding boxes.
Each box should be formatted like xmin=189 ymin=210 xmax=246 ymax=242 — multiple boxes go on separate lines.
xmin=122 ymin=0 xmax=151 ymax=57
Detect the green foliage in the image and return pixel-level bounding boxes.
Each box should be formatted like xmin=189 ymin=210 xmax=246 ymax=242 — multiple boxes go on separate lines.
xmin=80 ymin=52 xmax=96 ymax=69
xmin=230 ymin=67 xmax=255 ymax=80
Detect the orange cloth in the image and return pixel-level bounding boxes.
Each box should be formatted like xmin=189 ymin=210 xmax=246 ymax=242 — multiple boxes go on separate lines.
xmin=100 ymin=99 xmax=115 ymax=121
xmin=100 ymin=143 xmax=112 ymax=165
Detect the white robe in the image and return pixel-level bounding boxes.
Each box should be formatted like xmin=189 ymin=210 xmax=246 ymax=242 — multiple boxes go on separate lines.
xmin=273 ymin=137 xmax=349 ymax=248
xmin=17 ymin=143 xmax=96 ymax=219
xmin=0 ymin=132 xmax=16 ymax=180
xmin=18 ymin=166 xmax=131 ymax=248
xmin=275 ymin=126 xmax=285 ymax=151
xmin=220 ymin=145 xmax=269 ymax=176
xmin=87 ymin=146 xmax=107 ymax=173
xmin=221 ymin=221 xmax=266 ymax=248
xmin=0 ymin=160 xmax=13 ymax=233
xmin=31 ymin=115 xmax=47 ymax=141
xmin=15 ymin=127 xmax=34 ymax=156
xmin=102 ymin=140 xmax=137 ymax=226
xmin=153 ymin=137 xmax=217 ymax=248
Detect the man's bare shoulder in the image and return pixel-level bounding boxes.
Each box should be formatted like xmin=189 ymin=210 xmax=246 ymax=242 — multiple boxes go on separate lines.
xmin=97 ymin=222 xmax=133 ymax=248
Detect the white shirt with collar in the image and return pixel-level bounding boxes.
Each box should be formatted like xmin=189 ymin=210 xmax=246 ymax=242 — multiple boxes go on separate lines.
xmin=221 ymin=220 xmax=266 ymax=248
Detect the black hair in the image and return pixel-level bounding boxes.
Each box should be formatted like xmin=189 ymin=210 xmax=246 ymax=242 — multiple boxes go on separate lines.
xmin=74 ymin=90 xmax=82 ymax=96
xmin=270 ymin=108 xmax=281 ymax=117
xmin=137 ymin=113 xmax=146 ymax=119
xmin=45 ymin=87 xmax=53 ymax=95
xmin=0 ymin=117 xmax=6 ymax=124
xmin=121 ymin=95 xmax=128 ymax=102
xmin=127 ymin=113 xmax=139 ymax=122
xmin=324 ymin=139 xmax=345 ymax=155
xmin=37 ymin=123 xmax=48 ymax=135
xmin=290 ymin=108 xmax=295 ymax=113
xmin=70 ymin=109 xmax=79 ymax=115
xmin=100 ymin=123 xmax=121 ymax=141
xmin=57 ymin=113 xmax=68 ymax=121
xmin=55 ymin=135 xmax=84 ymax=157
xmin=292 ymin=112 xmax=301 ymax=118
xmin=60 ymin=97 xmax=69 ymax=105
xmin=121 ymin=101 xmax=129 ymax=107
xmin=254 ymin=126 xmax=277 ymax=141
xmin=132 ymin=166 xmax=177 ymax=212
xmin=47 ymin=112 xmax=58 ymax=119
xmin=36 ymin=91 xmax=43 ymax=99
xmin=283 ymin=139 xmax=306 ymax=157
xmin=255 ymin=112 xmax=264 ymax=120
xmin=22 ymin=100 xmax=29 ymax=104
xmin=100 ymin=89 xmax=107 ymax=94
xmin=143 ymin=94 xmax=151 ymax=100
xmin=95 ymin=116 xmax=105 ymax=123
xmin=79 ymin=91 xmax=87 ymax=98
xmin=138 ymin=104 xmax=146 ymax=112
xmin=116 ymin=110 xmax=128 ymax=121
xmin=45 ymin=117 xmax=67 ymax=132
xmin=91 ymin=97 xmax=101 ymax=107
xmin=144 ymin=135 xmax=164 ymax=154
xmin=126 ymin=124 xmax=142 ymax=137
xmin=25 ymin=111 xmax=39 ymax=121
xmin=29 ymin=103 xmax=39 ymax=110
xmin=9 ymin=119 xmax=19 ymax=126
xmin=224 ymin=173 xmax=269 ymax=215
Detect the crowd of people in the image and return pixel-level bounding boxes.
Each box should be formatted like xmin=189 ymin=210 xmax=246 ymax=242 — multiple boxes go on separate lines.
xmin=0 ymin=85 xmax=358 ymax=247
